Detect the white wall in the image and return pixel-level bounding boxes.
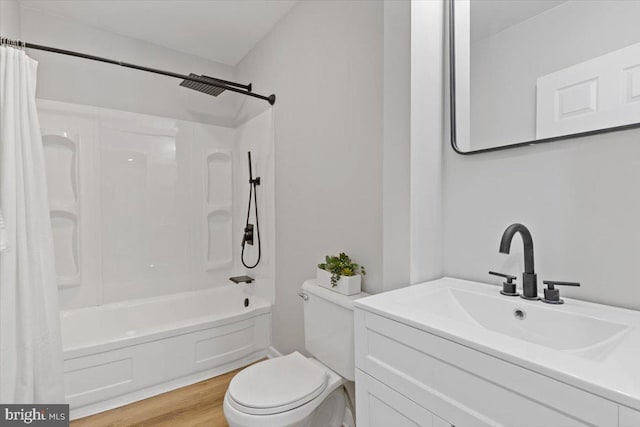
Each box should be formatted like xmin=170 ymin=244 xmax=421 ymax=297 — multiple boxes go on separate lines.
xmin=18 ymin=6 xmax=240 ymax=127
xmin=410 ymin=0 xmax=444 ymax=285
xmin=382 ymin=0 xmax=411 ymax=291
xmin=0 ymin=0 xmax=20 ymax=38
xmin=470 ymin=1 xmax=640 ymax=150
xmin=236 ymin=0 xmax=384 ymax=355
xmin=380 ymin=0 xmax=445 ymax=292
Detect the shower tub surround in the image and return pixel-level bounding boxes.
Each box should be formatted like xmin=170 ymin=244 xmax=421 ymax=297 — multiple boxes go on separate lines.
xmin=37 ymin=100 xmax=275 ymax=418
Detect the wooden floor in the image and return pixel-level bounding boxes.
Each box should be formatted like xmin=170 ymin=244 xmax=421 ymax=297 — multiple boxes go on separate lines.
xmin=70 ymin=366 xmax=246 ymax=427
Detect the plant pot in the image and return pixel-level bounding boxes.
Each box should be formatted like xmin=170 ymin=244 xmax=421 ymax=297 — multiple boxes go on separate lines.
xmin=316 ymin=268 xmax=362 ymax=295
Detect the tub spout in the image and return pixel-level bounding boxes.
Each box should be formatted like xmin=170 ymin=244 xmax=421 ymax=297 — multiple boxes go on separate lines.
xmin=229 ymin=275 xmax=254 ymax=284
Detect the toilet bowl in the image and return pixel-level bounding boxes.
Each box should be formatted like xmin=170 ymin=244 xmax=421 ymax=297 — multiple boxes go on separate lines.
xmin=223 ymin=280 xmax=367 ymax=427
xmin=223 ymin=352 xmax=346 ymax=427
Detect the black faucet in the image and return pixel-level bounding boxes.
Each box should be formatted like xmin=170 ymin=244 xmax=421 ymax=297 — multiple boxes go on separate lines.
xmin=499 ymin=224 xmax=539 ymax=300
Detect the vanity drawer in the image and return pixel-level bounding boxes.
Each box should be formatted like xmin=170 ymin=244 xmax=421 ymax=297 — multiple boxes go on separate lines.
xmin=356 ymin=369 xmax=453 ymax=427
xmin=619 ymin=406 xmax=640 ymax=427
xmin=355 ymin=309 xmax=618 ymax=427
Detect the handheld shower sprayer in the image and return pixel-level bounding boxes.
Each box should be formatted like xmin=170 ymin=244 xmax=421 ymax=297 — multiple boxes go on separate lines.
xmin=241 ymin=152 xmax=261 ymax=269
xmin=247 ymin=152 xmax=260 ymax=186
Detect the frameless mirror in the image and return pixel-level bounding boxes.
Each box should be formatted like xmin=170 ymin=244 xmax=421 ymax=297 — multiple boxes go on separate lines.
xmin=450 ymin=0 xmax=640 ymax=154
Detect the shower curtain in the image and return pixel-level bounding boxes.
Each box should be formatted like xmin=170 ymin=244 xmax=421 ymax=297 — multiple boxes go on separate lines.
xmin=0 ymin=45 xmax=64 ymax=403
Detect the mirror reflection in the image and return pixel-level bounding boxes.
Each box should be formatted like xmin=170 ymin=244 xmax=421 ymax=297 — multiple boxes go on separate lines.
xmin=452 ymin=0 xmax=640 ymax=153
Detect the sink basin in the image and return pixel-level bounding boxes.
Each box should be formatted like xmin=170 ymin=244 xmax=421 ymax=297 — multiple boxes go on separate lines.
xmin=419 ymin=287 xmax=628 ymax=352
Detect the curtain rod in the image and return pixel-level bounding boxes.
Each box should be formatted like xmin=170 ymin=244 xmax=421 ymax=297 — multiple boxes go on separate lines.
xmin=2 ymin=38 xmax=276 ymax=105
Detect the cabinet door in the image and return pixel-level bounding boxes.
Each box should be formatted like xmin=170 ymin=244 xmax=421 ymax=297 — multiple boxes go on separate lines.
xmin=356 ymin=369 xmax=453 ymax=427
xmin=619 ymin=406 xmax=640 ymax=427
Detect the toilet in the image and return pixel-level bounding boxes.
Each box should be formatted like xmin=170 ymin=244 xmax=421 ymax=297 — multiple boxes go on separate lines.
xmin=223 ymin=280 xmax=367 ymax=427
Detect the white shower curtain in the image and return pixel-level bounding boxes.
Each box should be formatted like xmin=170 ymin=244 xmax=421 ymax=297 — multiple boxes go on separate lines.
xmin=0 ymin=46 xmax=64 ymax=403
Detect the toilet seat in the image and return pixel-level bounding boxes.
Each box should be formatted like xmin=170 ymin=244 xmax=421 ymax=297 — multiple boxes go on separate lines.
xmin=227 ymin=352 xmax=329 ymax=415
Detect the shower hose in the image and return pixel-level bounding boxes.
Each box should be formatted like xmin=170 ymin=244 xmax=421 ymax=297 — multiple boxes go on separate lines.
xmin=241 ymin=154 xmax=261 ymax=269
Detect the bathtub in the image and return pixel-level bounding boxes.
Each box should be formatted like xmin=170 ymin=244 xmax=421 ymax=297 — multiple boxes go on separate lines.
xmin=61 ymin=285 xmax=271 ymax=419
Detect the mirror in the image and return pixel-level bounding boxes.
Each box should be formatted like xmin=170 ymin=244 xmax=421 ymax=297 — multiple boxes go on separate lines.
xmin=450 ymin=0 xmax=640 ymax=154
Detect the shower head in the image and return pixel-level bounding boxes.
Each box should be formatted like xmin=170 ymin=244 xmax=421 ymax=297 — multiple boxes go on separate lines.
xmin=179 ymin=73 xmax=227 ymax=97
xmin=179 ymin=74 xmax=253 ymax=98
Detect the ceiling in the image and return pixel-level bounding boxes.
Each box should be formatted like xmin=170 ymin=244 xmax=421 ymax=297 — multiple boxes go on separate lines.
xmin=471 ymin=0 xmax=568 ymax=42
xmin=18 ymin=0 xmax=298 ymax=66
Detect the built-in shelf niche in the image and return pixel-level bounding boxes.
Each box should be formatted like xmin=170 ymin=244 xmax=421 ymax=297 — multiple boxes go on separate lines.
xmin=43 ymin=134 xmax=78 ymax=206
xmin=204 ymin=150 xmax=232 ymax=271
xmin=43 ymin=132 xmax=81 ymax=288
xmin=50 ymin=210 xmax=80 ymax=286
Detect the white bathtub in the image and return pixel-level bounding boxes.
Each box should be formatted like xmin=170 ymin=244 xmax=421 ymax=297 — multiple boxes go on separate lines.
xmin=61 ymin=285 xmax=271 ymax=419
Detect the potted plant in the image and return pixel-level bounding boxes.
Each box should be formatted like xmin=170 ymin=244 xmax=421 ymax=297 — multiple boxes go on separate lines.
xmin=317 ymin=252 xmax=366 ymax=295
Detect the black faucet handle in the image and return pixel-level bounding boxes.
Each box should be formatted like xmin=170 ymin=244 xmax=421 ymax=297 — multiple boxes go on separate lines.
xmin=489 ymin=271 xmax=517 ymax=282
xmin=542 ymin=280 xmax=580 ymax=289
xmin=542 ymin=280 xmax=580 ymax=305
xmin=489 ymin=271 xmax=519 ymax=296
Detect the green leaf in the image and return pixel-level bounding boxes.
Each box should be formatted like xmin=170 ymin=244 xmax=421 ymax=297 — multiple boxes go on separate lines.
xmin=318 ymin=252 xmax=365 ymax=283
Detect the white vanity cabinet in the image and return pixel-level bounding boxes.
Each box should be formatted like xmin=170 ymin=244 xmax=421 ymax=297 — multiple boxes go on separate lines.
xmin=354 ymin=308 xmax=621 ymax=427
xmin=356 ymin=369 xmax=452 ymax=427
xmin=353 ymin=277 xmax=640 ymax=427
xmin=619 ymin=406 xmax=640 ymax=427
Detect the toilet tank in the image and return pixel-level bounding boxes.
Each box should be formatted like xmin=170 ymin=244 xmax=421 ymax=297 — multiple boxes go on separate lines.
xmin=301 ymin=280 xmax=369 ymax=381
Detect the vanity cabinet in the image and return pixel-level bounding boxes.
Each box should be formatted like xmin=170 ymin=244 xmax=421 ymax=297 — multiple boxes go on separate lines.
xmin=356 ymin=369 xmax=452 ymax=427
xmin=619 ymin=406 xmax=640 ymax=427
xmin=354 ymin=309 xmax=621 ymax=427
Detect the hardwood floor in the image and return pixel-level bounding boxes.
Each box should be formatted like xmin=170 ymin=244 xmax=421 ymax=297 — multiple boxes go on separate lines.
xmin=70 ymin=366 xmax=247 ymax=427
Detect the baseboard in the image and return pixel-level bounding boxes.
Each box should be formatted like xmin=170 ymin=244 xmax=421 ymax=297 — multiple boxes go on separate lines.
xmin=267 ymin=346 xmax=283 ymax=358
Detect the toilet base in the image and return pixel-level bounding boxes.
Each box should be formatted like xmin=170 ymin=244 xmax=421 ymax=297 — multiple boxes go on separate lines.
xmin=308 ymin=388 xmax=347 ymax=427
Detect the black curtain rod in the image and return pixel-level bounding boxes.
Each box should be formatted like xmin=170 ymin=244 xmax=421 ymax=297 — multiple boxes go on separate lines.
xmin=4 ymin=39 xmax=276 ymax=105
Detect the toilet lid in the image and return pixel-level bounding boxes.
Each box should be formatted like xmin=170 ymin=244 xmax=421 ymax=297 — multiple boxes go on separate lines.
xmin=227 ymin=352 xmax=329 ymax=415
